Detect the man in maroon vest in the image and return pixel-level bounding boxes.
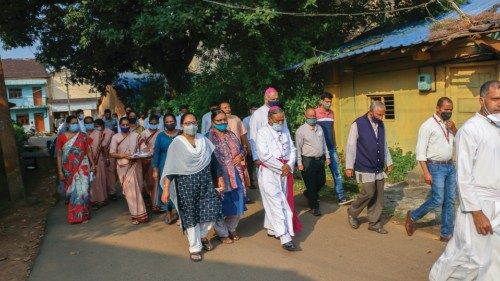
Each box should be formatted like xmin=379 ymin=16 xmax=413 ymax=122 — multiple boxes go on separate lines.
xmin=345 ymin=100 xmax=393 ymax=234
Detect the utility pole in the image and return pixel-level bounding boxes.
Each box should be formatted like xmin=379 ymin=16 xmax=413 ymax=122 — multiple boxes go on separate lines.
xmin=64 ymin=68 xmax=71 ymax=115
xmin=0 ymin=57 xmax=25 ymax=201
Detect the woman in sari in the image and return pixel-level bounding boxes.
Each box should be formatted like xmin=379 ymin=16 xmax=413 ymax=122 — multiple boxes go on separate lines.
xmin=128 ymin=111 xmax=145 ymax=134
xmin=56 ymin=115 xmax=96 ymax=224
xmin=87 ymin=118 xmax=114 ymax=209
xmin=140 ymin=115 xmax=161 ymax=208
xmin=161 ymin=113 xmax=223 ymax=262
xmin=152 ymin=114 xmax=179 ymax=223
xmin=110 ymin=117 xmax=149 ymax=225
xmin=207 ymin=110 xmax=246 ymax=244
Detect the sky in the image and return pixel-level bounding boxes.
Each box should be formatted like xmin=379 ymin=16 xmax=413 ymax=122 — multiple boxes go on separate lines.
xmin=0 ymin=42 xmax=36 ymax=59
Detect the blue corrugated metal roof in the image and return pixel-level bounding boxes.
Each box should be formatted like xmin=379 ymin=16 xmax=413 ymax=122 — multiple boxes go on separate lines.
xmin=289 ymin=0 xmax=499 ymax=70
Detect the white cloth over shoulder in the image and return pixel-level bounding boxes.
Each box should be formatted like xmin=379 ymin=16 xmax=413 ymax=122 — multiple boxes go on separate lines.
xmin=429 ymin=113 xmax=500 ymax=281
xmin=160 ymin=133 xmax=214 ymax=177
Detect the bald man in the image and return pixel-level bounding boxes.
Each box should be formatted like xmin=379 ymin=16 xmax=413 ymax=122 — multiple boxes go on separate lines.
xmin=249 ymin=87 xmax=290 ymax=165
xmin=295 ymin=108 xmax=330 ymax=216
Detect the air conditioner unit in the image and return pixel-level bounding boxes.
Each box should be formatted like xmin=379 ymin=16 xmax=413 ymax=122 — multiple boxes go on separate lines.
xmin=418 ymin=73 xmax=432 ymax=91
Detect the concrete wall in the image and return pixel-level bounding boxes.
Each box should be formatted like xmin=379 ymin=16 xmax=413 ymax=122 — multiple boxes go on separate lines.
xmin=5 ymin=81 xmax=50 ymax=132
xmin=327 ymin=60 xmax=499 ymax=153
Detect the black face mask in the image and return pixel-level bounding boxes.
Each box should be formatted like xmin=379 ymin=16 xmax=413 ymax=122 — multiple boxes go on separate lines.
xmin=165 ymin=123 xmax=176 ymax=131
xmin=441 ymin=112 xmax=452 ymax=121
xmin=129 ymin=117 xmax=137 ymax=124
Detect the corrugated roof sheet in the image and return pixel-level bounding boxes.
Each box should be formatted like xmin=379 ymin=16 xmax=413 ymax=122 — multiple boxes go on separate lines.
xmin=290 ymin=0 xmax=499 ymax=70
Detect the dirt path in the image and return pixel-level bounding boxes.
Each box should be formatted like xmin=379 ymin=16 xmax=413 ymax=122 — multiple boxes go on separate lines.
xmin=28 ymin=189 xmax=445 ymax=281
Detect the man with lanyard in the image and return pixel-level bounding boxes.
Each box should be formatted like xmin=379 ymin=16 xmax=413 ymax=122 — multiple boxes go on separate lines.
xmin=296 ymin=108 xmax=330 ymax=216
xmin=430 ymin=81 xmax=500 ymax=280
xmin=406 ymin=97 xmax=458 ymax=242
xmin=346 ymin=100 xmax=393 ymax=234
xmin=256 ymin=106 xmax=300 ymax=251
xmin=315 ymin=92 xmax=352 ymax=205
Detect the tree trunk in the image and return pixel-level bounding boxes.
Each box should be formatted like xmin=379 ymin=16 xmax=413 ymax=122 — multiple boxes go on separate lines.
xmin=0 ymin=59 xmax=25 ymax=201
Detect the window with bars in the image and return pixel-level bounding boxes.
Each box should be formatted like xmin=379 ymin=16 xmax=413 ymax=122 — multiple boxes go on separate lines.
xmin=369 ymin=94 xmax=395 ymax=120
xmin=8 ymin=88 xmax=22 ymax=99
xmin=16 ymin=115 xmax=29 ymax=125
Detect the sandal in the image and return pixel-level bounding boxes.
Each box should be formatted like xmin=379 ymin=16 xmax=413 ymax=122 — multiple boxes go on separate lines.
xmin=164 ymin=213 xmax=172 ymax=225
xmin=217 ymin=236 xmax=234 ymax=244
xmin=131 ymin=220 xmax=140 ymax=225
xmin=229 ymin=231 xmax=240 ymax=241
xmin=201 ymin=238 xmax=213 ymax=251
xmin=190 ymin=252 xmax=202 ymax=262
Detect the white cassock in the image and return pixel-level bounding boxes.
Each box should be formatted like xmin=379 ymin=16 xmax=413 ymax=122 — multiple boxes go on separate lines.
xmin=430 ymin=113 xmax=500 ymax=281
xmin=256 ymin=124 xmax=296 ymax=244
xmin=249 ymin=104 xmax=290 ymax=161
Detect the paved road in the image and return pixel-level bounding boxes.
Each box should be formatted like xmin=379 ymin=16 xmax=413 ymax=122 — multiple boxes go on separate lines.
xmin=29 ymin=190 xmax=445 ymax=281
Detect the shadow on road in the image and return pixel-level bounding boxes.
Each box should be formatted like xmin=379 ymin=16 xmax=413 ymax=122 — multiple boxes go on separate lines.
xmin=29 ymin=239 xmax=314 ymax=281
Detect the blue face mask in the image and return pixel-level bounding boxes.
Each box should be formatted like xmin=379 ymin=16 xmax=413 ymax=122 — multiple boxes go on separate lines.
xmin=149 ymin=124 xmax=159 ymax=130
xmin=121 ymin=127 xmax=130 ymax=133
xmin=305 ymin=118 xmax=317 ymax=126
xmin=84 ymin=123 xmax=95 ymax=131
xmin=268 ymin=100 xmax=281 ymax=107
xmin=214 ymin=123 xmax=228 ymax=132
xmin=271 ymin=123 xmax=283 ymax=132
xmin=68 ymin=123 xmax=80 ymax=132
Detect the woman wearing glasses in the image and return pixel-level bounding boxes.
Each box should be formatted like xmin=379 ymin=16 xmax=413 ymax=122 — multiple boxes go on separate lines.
xmin=160 ymin=112 xmax=223 ymax=262
xmin=206 ymin=110 xmax=246 ymax=244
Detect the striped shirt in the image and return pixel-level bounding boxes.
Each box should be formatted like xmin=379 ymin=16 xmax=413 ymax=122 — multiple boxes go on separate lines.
xmin=315 ymin=107 xmax=336 ymax=149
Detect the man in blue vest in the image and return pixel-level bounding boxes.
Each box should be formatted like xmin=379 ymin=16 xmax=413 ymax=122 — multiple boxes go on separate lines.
xmin=345 ymin=100 xmax=393 ymax=234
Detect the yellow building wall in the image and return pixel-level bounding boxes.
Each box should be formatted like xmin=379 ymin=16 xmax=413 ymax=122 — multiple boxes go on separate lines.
xmin=329 ymin=60 xmax=498 ymax=153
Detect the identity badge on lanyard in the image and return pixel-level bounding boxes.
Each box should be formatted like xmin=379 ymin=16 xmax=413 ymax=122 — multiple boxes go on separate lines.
xmin=433 ymin=116 xmax=450 ymax=143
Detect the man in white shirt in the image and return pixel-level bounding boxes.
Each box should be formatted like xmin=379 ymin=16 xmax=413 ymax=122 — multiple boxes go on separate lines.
xmin=430 ymin=81 xmax=500 ymax=280
xmin=256 ymin=106 xmax=299 ymax=251
xmin=249 ymin=87 xmax=289 ymax=165
xmin=200 ymin=102 xmax=219 ymax=135
xmin=406 ymin=97 xmax=458 ymax=242
xmin=243 ymin=103 xmax=259 ymax=188
xmin=242 ymin=103 xmax=259 ymax=134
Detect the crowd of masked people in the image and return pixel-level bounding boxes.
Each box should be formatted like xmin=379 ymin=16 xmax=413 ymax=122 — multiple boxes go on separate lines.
xmin=54 ymin=81 xmax=500 ymax=275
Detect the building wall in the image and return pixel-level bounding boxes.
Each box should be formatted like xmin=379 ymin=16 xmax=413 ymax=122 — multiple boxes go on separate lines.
xmin=98 ymin=85 xmax=126 ymax=117
xmin=5 ymin=81 xmax=50 ymax=132
xmin=329 ymin=60 xmax=499 ymax=153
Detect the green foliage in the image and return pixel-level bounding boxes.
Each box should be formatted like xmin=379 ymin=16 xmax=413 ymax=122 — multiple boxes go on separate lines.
xmin=12 ymin=122 xmax=28 ymax=152
xmin=387 ymin=147 xmax=417 ymax=183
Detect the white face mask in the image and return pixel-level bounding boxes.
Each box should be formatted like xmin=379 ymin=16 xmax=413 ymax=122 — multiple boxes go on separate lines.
xmin=483 ymin=106 xmax=500 ymax=127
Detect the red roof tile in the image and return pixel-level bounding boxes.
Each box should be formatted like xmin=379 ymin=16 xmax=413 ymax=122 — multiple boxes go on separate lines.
xmin=1 ymin=59 xmax=49 ymax=79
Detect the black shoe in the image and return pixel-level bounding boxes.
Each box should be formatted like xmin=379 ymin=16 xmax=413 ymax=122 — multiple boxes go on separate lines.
xmin=245 ymin=197 xmax=254 ymax=204
xmin=347 ymin=209 xmax=359 ymax=229
xmin=282 ymin=241 xmax=297 ymax=251
xmin=368 ymin=226 xmax=388 ymax=234
xmin=108 ymin=194 xmax=117 ymax=201
xmin=312 ymin=208 xmax=321 ymax=216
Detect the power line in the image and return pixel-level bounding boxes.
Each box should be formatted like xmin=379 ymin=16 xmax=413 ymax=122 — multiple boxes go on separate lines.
xmin=201 ymin=0 xmax=438 ymax=17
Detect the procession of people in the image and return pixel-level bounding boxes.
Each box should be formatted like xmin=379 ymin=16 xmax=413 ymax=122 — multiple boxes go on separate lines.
xmin=53 ymin=80 xmax=500 ymax=277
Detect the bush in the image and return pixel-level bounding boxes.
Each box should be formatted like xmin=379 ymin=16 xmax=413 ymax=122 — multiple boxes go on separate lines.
xmin=387 ymin=147 xmax=417 ymax=183
xmin=13 ymin=122 xmax=28 ymax=152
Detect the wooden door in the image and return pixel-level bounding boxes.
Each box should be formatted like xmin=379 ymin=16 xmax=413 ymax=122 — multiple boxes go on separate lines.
xmin=447 ymin=63 xmax=497 ymax=127
xmin=34 ymin=113 xmax=45 ymax=132
xmin=33 ymin=87 xmax=42 ymax=106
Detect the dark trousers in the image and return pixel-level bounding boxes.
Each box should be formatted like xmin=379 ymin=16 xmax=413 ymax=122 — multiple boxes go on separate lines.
xmin=301 ymin=156 xmax=326 ymax=209
xmin=246 ymin=154 xmax=256 ymax=187
xmin=348 ymin=179 xmax=384 ymax=228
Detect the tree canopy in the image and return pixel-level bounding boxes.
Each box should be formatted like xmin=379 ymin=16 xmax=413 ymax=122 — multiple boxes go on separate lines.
xmin=1 ymin=0 xmax=457 ymax=127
